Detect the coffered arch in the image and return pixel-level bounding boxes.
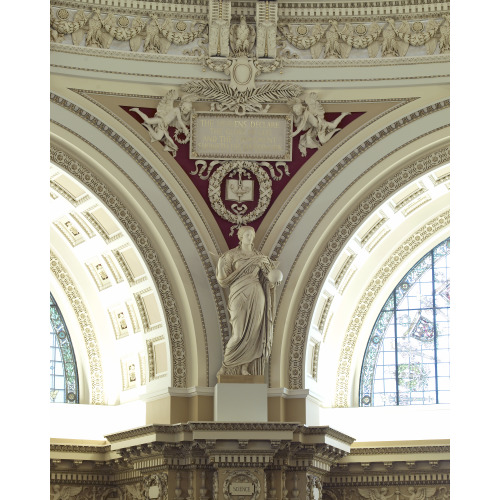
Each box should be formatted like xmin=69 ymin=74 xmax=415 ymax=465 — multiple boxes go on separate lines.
xmin=271 ymin=123 xmax=449 ymax=392
xmin=49 ymin=130 xmax=220 ymax=397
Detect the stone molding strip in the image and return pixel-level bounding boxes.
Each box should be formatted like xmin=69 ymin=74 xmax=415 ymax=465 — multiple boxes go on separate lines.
xmin=50 ymin=444 xmax=111 ymax=453
xmin=51 ymin=42 xmax=449 ymax=71
xmin=105 ymin=422 xmax=302 ymax=442
xmin=349 ymin=445 xmax=450 ymax=455
xmin=50 ymin=250 xmax=105 ymax=404
xmin=50 ymin=0 xmax=449 ymax=25
xmin=50 ymin=144 xmax=189 ymax=387
xmin=334 ymin=209 xmax=449 ymax=407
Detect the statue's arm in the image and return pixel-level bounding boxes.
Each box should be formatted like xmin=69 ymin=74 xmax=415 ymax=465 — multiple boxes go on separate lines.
xmin=291 ymin=110 xmax=309 ymax=137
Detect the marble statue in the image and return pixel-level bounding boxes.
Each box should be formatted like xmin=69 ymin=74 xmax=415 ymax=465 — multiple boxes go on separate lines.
xmin=289 ymin=93 xmax=351 ymax=156
xmin=217 ymin=226 xmax=282 ymax=376
xmin=130 ymin=90 xmax=196 ymax=156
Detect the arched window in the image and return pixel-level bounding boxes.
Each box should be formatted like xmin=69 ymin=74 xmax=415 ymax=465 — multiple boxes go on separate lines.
xmin=50 ymin=294 xmax=79 ymax=403
xmin=359 ymin=238 xmax=450 ymax=406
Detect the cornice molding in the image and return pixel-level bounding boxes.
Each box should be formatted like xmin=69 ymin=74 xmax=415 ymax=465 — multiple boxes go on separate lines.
xmin=50 ymin=42 xmax=449 ymax=69
xmin=349 ymin=445 xmax=450 ymax=455
xmin=50 ymin=0 xmax=449 ymax=22
xmin=50 ymin=444 xmax=111 ymax=453
xmin=50 ymin=2 xmax=449 ymax=62
xmin=50 ymin=250 xmax=105 ymax=404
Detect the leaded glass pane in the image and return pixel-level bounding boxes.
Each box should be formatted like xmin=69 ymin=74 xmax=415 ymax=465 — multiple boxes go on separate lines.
xmin=50 ymin=294 xmax=79 ymax=404
xmin=359 ymin=238 xmax=450 ymax=407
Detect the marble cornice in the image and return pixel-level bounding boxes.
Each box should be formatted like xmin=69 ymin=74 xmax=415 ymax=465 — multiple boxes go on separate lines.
xmin=51 ymin=0 xmax=449 ymax=22
xmin=298 ymin=426 xmax=355 ymax=445
xmin=349 ymin=445 xmax=450 ymax=455
xmin=105 ymin=422 xmax=304 ymax=442
xmin=50 ymin=444 xmax=111 ymax=453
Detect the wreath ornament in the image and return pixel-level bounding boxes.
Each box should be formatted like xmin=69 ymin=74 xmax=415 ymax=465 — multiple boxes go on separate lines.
xmin=207 ymin=160 xmax=273 ymax=235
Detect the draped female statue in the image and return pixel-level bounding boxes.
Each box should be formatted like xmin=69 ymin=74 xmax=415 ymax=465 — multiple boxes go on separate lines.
xmin=217 ymin=226 xmax=282 ymax=376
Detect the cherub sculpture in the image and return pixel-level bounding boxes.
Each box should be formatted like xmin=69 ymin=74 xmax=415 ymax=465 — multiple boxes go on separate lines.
xmin=230 ymin=15 xmax=256 ymax=56
xmin=130 ymin=91 xmax=197 ymax=156
xmin=289 ymin=93 xmax=351 ymax=156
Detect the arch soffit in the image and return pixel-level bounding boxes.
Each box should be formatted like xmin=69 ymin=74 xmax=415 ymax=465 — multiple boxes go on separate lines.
xmin=50 ymin=250 xmax=105 ymax=405
xmin=276 ymin=140 xmax=450 ymax=391
xmin=51 ymin=94 xmax=230 ymax=385
xmin=50 ymin=137 xmax=195 ymax=388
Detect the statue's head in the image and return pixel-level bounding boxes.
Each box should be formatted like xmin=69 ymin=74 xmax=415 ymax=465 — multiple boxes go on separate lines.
xmin=237 ymin=226 xmax=255 ymax=244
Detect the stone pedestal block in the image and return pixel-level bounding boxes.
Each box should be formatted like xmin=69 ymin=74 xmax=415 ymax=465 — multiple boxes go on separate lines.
xmin=214 ymin=381 xmax=268 ymax=422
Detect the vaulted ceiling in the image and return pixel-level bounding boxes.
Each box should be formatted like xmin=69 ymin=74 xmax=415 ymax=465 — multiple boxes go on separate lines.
xmin=49 ymin=0 xmax=450 ymax=412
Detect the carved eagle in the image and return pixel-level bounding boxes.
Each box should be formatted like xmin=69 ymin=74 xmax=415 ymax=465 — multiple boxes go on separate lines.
xmin=230 ymin=15 xmax=256 ymax=55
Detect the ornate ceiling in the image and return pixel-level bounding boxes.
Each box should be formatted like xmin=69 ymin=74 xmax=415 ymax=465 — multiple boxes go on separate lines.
xmin=49 ymin=0 xmax=450 ymax=413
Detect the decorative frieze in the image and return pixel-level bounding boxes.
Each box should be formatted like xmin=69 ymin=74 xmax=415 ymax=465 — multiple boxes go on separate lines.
xmin=50 ymin=3 xmax=450 ymax=62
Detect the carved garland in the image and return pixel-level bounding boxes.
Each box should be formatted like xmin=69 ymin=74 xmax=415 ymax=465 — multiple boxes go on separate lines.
xmin=50 ymin=251 xmax=105 ymax=404
xmin=50 ymin=146 xmax=188 ymax=387
xmin=50 ymin=7 xmax=450 ymax=59
xmin=334 ymin=210 xmax=450 ymax=407
xmin=286 ymin=146 xmax=450 ymax=391
xmin=207 ymin=160 xmax=272 ymax=235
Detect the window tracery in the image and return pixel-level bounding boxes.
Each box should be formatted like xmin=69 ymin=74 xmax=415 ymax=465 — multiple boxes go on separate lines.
xmin=50 ymin=294 xmax=79 ymax=403
xmin=359 ymin=238 xmax=450 ymax=406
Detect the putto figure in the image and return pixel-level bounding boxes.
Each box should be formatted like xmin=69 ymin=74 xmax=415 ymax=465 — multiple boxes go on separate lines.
xmin=130 ymin=90 xmax=197 ymax=156
xmin=217 ymin=226 xmax=282 ymax=376
xmin=289 ymin=93 xmax=351 ymax=156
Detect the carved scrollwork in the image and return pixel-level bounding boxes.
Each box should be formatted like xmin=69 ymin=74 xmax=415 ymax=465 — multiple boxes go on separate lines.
xmin=223 ymin=471 xmax=261 ymax=500
xmin=144 ymin=473 xmax=168 ymax=500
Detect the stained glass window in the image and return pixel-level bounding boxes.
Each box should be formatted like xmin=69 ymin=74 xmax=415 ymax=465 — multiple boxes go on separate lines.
xmin=359 ymin=238 xmax=450 ymax=406
xmin=50 ymin=294 xmax=79 ymax=403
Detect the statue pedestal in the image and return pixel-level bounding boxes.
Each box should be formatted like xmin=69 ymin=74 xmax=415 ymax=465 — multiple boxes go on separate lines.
xmin=214 ymin=375 xmax=267 ymax=422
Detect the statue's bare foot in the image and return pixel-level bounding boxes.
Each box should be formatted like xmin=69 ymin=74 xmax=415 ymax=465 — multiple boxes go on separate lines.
xmin=241 ymin=364 xmax=250 ymax=376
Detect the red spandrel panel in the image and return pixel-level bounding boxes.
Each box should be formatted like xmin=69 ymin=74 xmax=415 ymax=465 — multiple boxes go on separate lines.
xmin=122 ymin=105 xmax=363 ymax=248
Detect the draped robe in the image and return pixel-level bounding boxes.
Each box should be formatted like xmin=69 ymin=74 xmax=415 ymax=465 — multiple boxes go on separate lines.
xmin=217 ymin=248 xmax=275 ymax=375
